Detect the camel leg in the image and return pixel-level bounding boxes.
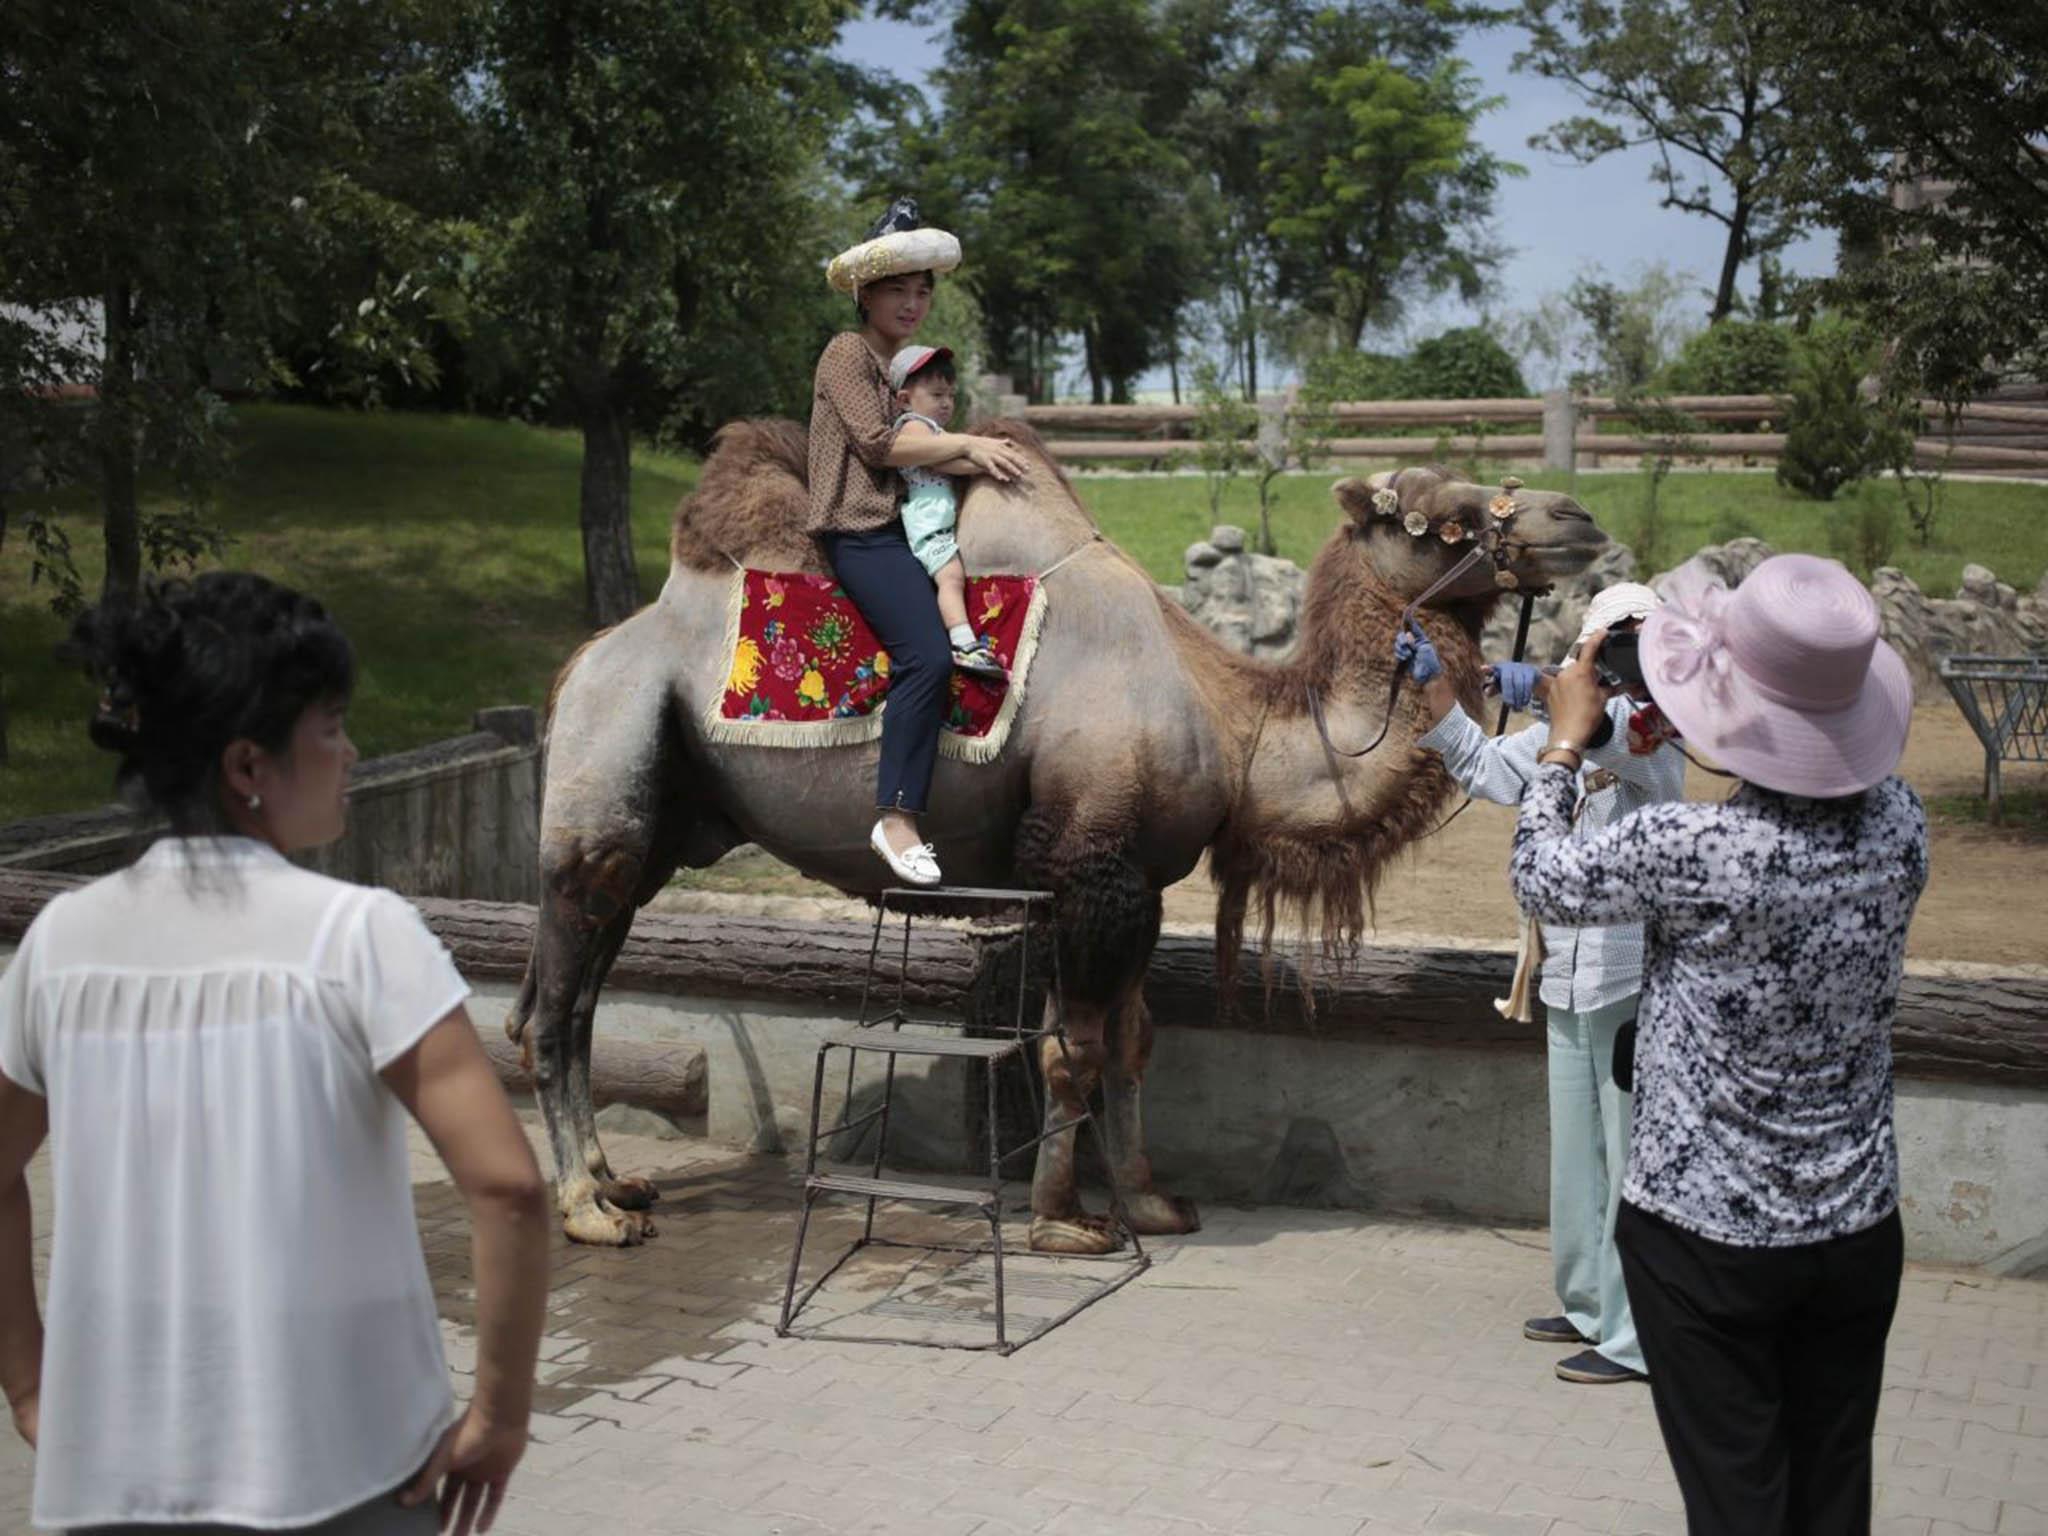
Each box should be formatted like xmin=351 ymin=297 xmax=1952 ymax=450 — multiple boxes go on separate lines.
xmin=518 ymin=877 xmax=655 ymax=1247
xmin=567 ymin=917 xmax=660 ymax=1213
xmin=1101 ymin=988 xmax=1201 ymax=1236
xmin=1016 ymin=817 xmax=1155 ymax=1255
xmin=508 ymin=616 xmax=713 ymax=1245
xmin=1028 ymin=1003 xmax=1123 ymax=1255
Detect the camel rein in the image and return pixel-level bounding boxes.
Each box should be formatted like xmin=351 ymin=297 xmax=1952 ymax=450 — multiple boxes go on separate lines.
xmin=1306 ymin=527 xmax=1544 ymax=762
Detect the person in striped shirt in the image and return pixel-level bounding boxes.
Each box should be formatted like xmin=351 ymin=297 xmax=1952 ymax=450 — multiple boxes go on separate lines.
xmin=1398 ymin=582 xmax=1685 ymax=1384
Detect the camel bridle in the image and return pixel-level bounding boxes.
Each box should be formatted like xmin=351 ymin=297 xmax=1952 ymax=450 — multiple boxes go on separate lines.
xmin=1306 ymin=473 xmax=1550 ymax=763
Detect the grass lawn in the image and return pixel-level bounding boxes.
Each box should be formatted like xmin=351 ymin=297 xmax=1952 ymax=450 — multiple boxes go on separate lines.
xmin=3 ymin=404 xmax=694 ymax=822
xmin=6 ymin=403 xmax=2044 ymax=822
xmin=1081 ymin=466 xmax=2048 ymax=598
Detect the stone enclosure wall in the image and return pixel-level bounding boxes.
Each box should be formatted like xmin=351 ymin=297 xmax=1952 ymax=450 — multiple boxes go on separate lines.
xmin=0 ymin=706 xmax=541 ymax=902
xmin=1182 ymin=526 xmax=2048 ymax=690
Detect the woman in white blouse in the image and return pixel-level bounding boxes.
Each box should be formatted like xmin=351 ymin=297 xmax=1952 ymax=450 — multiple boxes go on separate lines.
xmin=1510 ymin=556 xmax=1926 ymax=1536
xmin=0 ymin=574 xmax=550 ymax=1535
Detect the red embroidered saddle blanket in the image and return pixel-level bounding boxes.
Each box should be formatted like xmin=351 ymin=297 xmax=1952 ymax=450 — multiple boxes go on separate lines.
xmin=704 ymin=570 xmax=1045 ymax=762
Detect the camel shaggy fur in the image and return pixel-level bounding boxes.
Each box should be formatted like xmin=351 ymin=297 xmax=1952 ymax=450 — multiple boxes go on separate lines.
xmin=507 ymin=421 xmax=1609 ymax=1249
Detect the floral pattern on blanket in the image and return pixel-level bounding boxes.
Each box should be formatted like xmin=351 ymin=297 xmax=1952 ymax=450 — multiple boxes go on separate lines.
xmin=719 ymin=570 xmax=1037 ymax=739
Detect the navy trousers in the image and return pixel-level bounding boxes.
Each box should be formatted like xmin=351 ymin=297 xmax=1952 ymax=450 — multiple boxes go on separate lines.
xmin=822 ymin=524 xmax=951 ymax=814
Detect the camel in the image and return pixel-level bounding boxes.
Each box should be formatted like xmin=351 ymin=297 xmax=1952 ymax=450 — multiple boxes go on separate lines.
xmin=507 ymin=422 xmax=1609 ymax=1249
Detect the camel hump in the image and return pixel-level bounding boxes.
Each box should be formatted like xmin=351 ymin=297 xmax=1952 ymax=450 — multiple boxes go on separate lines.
xmin=668 ymin=415 xmax=1098 ymax=578
xmin=670 ymin=418 xmax=824 ymax=575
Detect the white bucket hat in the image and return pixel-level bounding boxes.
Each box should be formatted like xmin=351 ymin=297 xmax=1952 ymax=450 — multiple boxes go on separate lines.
xmin=1575 ymin=581 xmax=1662 ymax=647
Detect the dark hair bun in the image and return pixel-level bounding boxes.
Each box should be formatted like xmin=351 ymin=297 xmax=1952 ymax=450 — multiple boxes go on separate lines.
xmin=70 ymin=572 xmax=355 ymax=833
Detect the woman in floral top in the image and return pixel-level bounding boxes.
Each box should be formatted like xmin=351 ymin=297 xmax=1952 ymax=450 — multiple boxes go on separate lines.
xmin=1509 ymin=554 xmax=1925 ymax=1536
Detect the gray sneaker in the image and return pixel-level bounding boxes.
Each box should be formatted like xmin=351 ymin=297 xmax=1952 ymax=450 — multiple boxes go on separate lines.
xmin=952 ymin=636 xmax=1008 ymax=680
xmin=1556 ymin=1348 xmax=1647 ymax=1384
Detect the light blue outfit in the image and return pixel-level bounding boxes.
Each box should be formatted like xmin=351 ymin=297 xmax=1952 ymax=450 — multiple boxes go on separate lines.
xmin=1418 ymin=694 xmax=1685 ymax=1374
xmin=894 ymin=410 xmax=959 ymax=579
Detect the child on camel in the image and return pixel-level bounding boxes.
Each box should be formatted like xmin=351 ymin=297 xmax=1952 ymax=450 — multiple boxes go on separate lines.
xmin=889 ymin=342 xmax=1007 ymax=680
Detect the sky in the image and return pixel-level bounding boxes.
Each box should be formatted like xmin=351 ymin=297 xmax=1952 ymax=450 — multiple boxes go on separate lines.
xmin=833 ymin=12 xmax=1836 ymax=391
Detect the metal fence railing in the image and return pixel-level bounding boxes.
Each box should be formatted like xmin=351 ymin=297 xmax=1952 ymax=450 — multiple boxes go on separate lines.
xmin=1938 ymin=655 xmax=2048 ymax=823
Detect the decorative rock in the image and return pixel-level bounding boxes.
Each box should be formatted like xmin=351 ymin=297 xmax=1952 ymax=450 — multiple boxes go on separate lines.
xmin=1181 ymin=525 xmax=1305 ymax=660
xmin=1659 ymin=536 xmax=1777 ymax=594
xmin=1176 ymin=527 xmax=2048 ymax=694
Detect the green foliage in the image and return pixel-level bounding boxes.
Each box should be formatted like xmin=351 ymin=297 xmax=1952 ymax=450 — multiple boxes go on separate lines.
xmin=1618 ymin=396 xmax=1704 ymax=574
xmin=1776 ymin=327 xmax=1901 ymax=502
xmin=1759 ymin=1 xmax=2048 ymax=408
xmin=1302 ymin=350 xmax=1412 ymax=402
xmin=1517 ymin=265 xmax=1693 ymax=394
xmin=1516 ymin=0 xmax=1801 ymax=322
xmin=1189 ymin=359 xmax=1259 ymax=523
xmin=898 ymin=0 xmax=1201 ymax=404
xmin=1662 ymin=321 xmax=1797 ymax=395
xmin=1264 ymin=48 xmax=1520 ymax=350
xmin=1403 ymin=327 xmax=1528 ymax=399
xmin=0 ymin=0 xmax=420 ymax=610
xmin=467 ymin=0 xmax=855 ymax=622
xmin=1826 ymin=491 xmax=1899 ymax=582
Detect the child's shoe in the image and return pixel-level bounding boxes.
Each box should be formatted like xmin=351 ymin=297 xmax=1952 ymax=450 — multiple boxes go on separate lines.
xmin=952 ymin=635 xmax=1008 ymax=680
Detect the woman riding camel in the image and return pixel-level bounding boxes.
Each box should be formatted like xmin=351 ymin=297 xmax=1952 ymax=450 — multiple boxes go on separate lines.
xmin=811 ymin=197 xmax=1030 ymax=888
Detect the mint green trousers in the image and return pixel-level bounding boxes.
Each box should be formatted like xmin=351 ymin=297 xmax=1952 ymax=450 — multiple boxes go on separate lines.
xmin=1549 ymin=996 xmax=1645 ymax=1375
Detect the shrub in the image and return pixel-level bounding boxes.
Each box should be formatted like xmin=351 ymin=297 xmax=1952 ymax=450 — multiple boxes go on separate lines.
xmin=1826 ymin=488 xmax=1900 ymax=579
xmin=1402 ymin=327 xmax=1528 ymax=400
xmin=1662 ymin=320 xmax=1796 ymax=395
xmin=1776 ymin=329 xmax=1901 ymax=501
xmin=1302 ymin=349 xmax=1410 ymax=401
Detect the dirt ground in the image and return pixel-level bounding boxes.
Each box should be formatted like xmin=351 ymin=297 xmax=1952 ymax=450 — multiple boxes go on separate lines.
xmin=664 ymin=704 xmax=2045 ymax=968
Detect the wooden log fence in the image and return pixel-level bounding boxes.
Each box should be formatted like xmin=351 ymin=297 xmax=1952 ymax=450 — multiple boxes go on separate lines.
xmin=4 ymin=872 xmax=2043 ymax=1091
xmin=1019 ymin=391 xmax=2048 ymax=478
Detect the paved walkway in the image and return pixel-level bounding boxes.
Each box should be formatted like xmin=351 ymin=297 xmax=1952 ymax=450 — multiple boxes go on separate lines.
xmin=4 ymin=1123 xmax=2047 ymax=1535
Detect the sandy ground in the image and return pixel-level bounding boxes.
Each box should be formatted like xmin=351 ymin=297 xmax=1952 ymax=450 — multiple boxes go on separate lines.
xmin=662 ymin=704 xmax=2045 ymax=968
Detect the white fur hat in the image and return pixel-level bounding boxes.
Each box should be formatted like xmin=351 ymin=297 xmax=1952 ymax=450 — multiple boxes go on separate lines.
xmin=827 ymin=227 xmax=962 ymax=296
xmin=1575 ymin=582 xmax=1662 ymax=646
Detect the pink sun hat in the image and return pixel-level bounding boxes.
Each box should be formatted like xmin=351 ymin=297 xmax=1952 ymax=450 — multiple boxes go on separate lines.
xmin=1639 ymin=553 xmax=1913 ymax=797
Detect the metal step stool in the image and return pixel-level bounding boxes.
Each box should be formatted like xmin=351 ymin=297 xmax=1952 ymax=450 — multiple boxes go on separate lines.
xmin=775 ymin=885 xmax=1149 ymax=1353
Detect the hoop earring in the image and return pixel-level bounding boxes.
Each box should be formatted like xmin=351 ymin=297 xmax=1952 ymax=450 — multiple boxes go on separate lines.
xmin=246 ymin=793 xmax=262 ymax=811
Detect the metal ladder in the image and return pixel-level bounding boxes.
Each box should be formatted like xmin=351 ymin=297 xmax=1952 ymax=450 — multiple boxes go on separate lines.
xmin=775 ymin=886 xmax=1149 ymax=1353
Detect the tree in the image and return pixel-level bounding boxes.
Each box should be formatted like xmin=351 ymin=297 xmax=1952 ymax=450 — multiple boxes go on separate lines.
xmin=469 ymin=0 xmax=854 ymax=625
xmin=901 ymin=0 xmax=1204 ymax=404
xmin=1758 ymin=0 xmax=2048 ymax=409
xmin=0 ymin=0 xmax=468 ymax=764
xmin=1515 ymin=0 xmax=1801 ymax=324
xmin=1514 ymin=263 xmax=1693 ymax=394
xmin=1264 ymin=44 xmax=1518 ymax=351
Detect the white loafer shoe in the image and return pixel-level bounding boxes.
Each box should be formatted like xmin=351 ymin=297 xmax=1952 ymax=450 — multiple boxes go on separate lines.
xmin=870 ymin=822 xmax=943 ymax=887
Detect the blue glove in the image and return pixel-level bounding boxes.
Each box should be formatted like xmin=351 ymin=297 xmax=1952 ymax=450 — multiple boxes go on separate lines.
xmin=1488 ymin=660 xmax=1542 ymax=711
xmin=1393 ymin=619 xmax=1442 ymax=684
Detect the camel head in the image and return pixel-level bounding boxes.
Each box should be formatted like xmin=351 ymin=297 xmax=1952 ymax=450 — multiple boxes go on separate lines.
xmin=1331 ymin=465 xmax=1607 ymax=606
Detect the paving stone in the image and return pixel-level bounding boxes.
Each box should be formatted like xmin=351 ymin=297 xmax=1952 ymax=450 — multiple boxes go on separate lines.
xmin=5 ymin=1122 xmax=2048 ymax=1536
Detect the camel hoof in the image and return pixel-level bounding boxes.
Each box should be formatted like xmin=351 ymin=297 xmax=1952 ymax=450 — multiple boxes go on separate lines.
xmin=1029 ymin=1214 xmax=1126 ymax=1256
xmin=1124 ymin=1191 xmax=1201 ymax=1236
xmin=562 ymin=1199 xmax=654 ymax=1247
xmin=600 ymin=1175 xmax=660 ymax=1212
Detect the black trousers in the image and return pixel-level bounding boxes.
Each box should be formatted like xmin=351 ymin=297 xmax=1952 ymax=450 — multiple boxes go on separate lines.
xmin=1615 ymin=1200 xmax=1903 ymax=1536
xmin=821 ymin=524 xmax=951 ymax=815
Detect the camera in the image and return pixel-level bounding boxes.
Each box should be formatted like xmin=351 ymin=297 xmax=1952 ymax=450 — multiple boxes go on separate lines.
xmin=1595 ymin=629 xmax=1646 ymax=690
